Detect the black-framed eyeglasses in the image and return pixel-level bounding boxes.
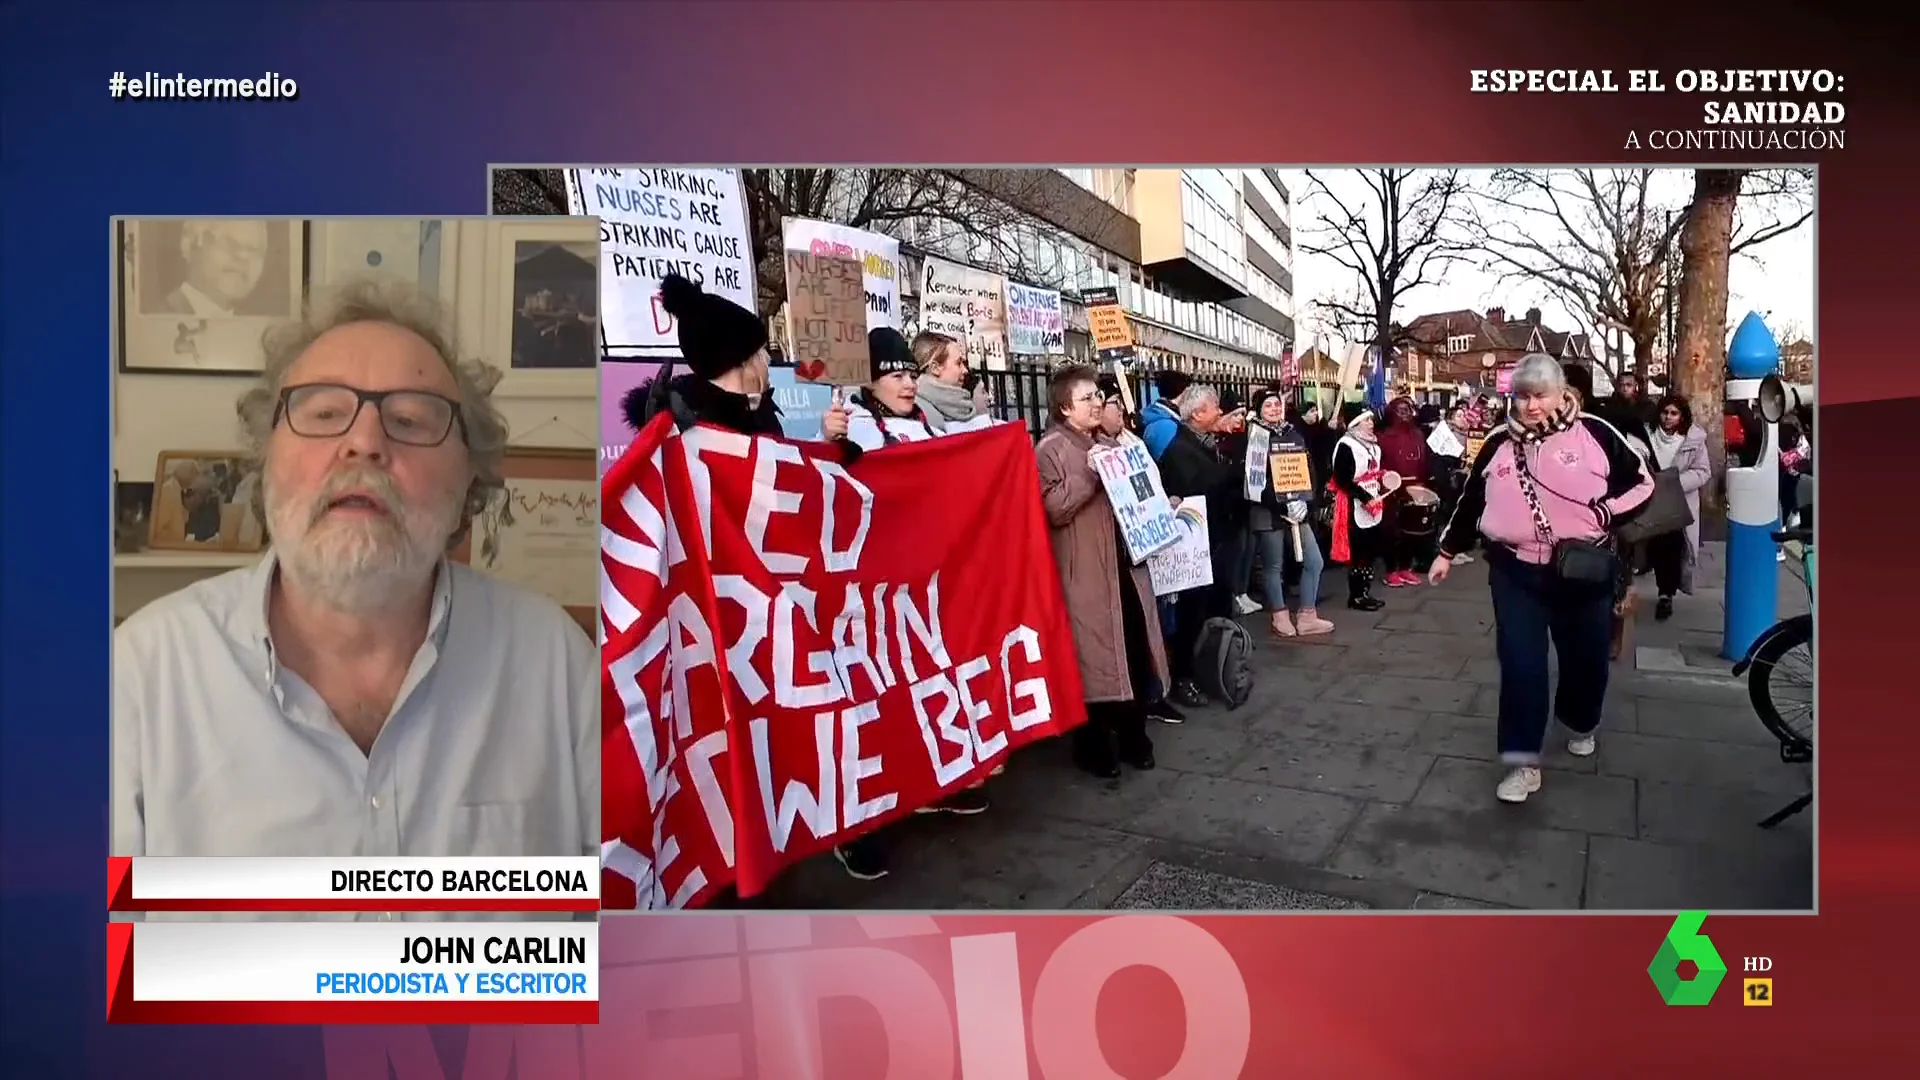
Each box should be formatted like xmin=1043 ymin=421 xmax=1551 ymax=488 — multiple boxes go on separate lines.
xmin=275 ymin=383 xmax=466 ymax=447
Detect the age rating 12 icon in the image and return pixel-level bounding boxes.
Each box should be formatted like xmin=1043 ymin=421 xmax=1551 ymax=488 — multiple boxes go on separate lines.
xmin=1649 ymin=911 xmax=1728 ymax=1005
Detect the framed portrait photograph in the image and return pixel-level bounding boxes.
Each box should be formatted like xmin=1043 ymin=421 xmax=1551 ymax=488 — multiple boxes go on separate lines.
xmin=147 ymin=451 xmax=267 ymax=554
xmin=117 ymin=219 xmax=310 ymax=376
xmin=486 ymin=218 xmax=598 ymax=397
xmin=449 ymin=446 xmax=596 ymax=635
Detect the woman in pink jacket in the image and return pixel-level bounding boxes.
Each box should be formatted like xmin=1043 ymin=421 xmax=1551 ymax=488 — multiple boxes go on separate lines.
xmin=1428 ymin=354 xmax=1655 ymax=804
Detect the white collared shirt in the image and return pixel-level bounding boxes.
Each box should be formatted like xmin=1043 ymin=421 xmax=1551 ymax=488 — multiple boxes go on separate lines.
xmin=177 ymin=280 xmax=235 ymax=317
xmin=112 ymin=555 xmax=598 ymax=873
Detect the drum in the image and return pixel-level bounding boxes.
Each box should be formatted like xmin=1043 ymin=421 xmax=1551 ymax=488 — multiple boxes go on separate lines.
xmin=1395 ymin=484 xmax=1443 ymax=538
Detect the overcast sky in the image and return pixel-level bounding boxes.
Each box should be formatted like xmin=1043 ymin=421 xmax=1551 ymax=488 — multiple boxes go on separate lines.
xmin=1278 ymin=168 xmax=1814 ymax=350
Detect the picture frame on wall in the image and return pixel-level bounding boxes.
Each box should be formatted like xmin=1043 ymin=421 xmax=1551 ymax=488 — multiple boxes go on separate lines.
xmin=116 ymin=219 xmax=311 ymax=376
xmin=450 ymin=446 xmax=597 ymax=635
xmin=487 ymin=218 xmax=599 ymax=397
xmin=147 ymin=450 xmax=267 ymax=554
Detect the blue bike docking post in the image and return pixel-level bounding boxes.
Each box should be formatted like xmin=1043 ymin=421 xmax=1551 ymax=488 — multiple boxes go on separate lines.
xmin=1722 ymin=311 xmax=1781 ymax=661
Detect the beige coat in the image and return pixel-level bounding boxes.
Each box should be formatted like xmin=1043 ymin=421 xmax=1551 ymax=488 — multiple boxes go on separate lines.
xmin=1034 ymin=423 xmax=1170 ymax=703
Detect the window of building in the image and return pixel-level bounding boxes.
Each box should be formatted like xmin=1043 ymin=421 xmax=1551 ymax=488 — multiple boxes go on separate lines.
xmin=1446 ymin=334 xmax=1473 ymax=355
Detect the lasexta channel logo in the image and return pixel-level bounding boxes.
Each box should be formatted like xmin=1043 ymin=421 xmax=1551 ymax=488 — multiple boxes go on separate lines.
xmin=1648 ymin=910 xmax=1728 ymax=1005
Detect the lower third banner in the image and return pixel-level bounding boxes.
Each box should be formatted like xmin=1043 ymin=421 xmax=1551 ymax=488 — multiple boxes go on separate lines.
xmin=600 ymin=416 xmax=1088 ymax=909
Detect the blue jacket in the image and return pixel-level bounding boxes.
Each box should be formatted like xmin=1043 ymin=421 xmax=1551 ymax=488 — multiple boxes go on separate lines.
xmin=1141 ymin=401 xmax=1181 ymax=460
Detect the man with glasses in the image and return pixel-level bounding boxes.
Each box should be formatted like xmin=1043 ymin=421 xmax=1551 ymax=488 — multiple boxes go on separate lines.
xmin=113 ymin=279 xmax=598 ymax=875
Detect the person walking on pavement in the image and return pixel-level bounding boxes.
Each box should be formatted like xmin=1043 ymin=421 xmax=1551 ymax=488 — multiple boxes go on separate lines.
xmin=1377 ymin=396 xmax=1432 ymax=588
xmin=1428 ymin=353 xmax=1654 ymax=804
xmin=1035 ymin=365 xmax=1166 ymax=778
xmin=1645 ymin=393 xmax=1712 ymax=622
xmin=1425 ymin=402 xmax=1476 ymax=565
xmin=1328 ymin=403 xmax=1390 ymax=612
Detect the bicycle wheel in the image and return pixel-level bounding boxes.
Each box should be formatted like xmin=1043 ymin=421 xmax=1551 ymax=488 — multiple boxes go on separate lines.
xmin=1748 ymin=613 xmax=1813 ymax=753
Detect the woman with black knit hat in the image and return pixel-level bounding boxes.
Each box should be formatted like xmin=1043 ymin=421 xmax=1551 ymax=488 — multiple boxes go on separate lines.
xmin=624 ymin=276 xmax=903 ymax=884
xmin=1328 ymin=402 xmax=1390 ymax=611
xmin=846 ymin=327 xmax=941 ymax=450
xmin=625 ymin=273 xmax=853 ymax=447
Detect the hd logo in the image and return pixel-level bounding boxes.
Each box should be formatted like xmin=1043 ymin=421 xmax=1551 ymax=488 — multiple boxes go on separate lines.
xmin=1648 ymin=910 xmax=1728 ymax=1005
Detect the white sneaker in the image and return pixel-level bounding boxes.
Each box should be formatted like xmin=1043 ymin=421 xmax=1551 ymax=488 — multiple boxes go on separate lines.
xmin=1496 ymin=766 xmax=1542 ymax=803
xmin=1776 ymin=549 xmax=1787 ymax=563
xmin=1566 ymin=734 xmax=1596 ymax=757
xmin=1235 ymin=594 xmax=1261 ymax=615
xmin=1451 ymin=553 xmax=1475 ymax=565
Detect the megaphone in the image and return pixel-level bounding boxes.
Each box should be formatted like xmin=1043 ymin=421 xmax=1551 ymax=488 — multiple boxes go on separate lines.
xmin=1757 ymin=375 xmax=1814 ymax=423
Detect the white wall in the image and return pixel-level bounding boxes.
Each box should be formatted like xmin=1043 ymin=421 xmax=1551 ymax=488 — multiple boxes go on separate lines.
xmin=113 ymin=217 xmax=599 ymax=479
xmin=114 ymin=217 xmax=599 ymax=618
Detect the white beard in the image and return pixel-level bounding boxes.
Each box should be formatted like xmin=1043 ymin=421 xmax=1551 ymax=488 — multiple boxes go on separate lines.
xmin=265 ymin=468 xmax=463 ymax=614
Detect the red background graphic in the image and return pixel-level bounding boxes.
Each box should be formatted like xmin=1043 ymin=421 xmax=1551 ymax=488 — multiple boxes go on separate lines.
xmin=5 ymin=0 xmax=1914 ymax=1076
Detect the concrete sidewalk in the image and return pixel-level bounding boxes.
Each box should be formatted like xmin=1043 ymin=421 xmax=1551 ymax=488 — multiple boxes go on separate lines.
xmin=756 ymin=542 xmax=1814 ymax=912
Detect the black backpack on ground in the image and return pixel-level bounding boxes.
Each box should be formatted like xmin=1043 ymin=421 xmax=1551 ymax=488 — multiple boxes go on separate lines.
xmin=1193 ymin=616 xmax=1256 ymax=710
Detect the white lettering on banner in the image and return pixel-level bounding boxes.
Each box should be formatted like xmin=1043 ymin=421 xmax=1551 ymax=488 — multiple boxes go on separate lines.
xmin=1006 ymin=282 xmax=1066 ymax=355
xmin=784 ymin=217 xmax=903 ymax=330
xmin=601 ymin=431 xmax=1060 ymax=893
xmin=570 ymin=168 xmax=758 ymax=353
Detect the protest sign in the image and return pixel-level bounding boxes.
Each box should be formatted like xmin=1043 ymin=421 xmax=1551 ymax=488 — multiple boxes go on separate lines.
xmin=1148 ymin=497 xmax=1213 ymax=596
xmin=1083 ymin=285 xmax=1136 ymax=365
xmin=598 ymin=359 xmax=661 ymax=473
xmin=1006 ymin=282 xmax=1065 ymax=354
xmin=600 ymin=420 xmax=1088 ymax=909
xmin=784 ymin=251 xmax=868 ymax=384
xmin=1244 ymin=424 xmax=1272 ymax=501
xmin=1267 ymin=425 xmax=1315 ymax=498
xmin=766 ymin=365 xmax=835 ymax=441
xmin=782 ymin=218 xmax=901 ymax=330
xmin=1088 ymin=439 xmax=1179 ymax=563
xmin=1465 ymin=429 xmax=1488 ymax=466
xmin=568 ymin=168 xmax=756 ymax=355
xmin=920 ymin=256 xmax=1010 ymax=372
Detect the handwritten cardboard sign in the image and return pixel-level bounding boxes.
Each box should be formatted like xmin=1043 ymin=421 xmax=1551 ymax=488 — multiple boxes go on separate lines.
xmin=1465 ymin=430 xmax=1488 ymax=466
xmin=1147 ymin=495 xmax=1213 ymax=597
xmin=785 ymin=251 xmax=868 ymax=384
xmin=1269 ymin=450 xmax=1315 ymax=499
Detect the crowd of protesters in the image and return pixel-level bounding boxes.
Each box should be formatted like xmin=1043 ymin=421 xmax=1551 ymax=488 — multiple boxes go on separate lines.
xmin=627 ymin=273 xmax=1800 ymax=886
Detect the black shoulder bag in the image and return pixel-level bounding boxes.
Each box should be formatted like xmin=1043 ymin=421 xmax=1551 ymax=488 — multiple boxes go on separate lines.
xmin=1512 ymin=442 xmax=1617 ymax=587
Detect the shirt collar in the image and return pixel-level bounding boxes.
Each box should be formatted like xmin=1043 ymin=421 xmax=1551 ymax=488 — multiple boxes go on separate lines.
xmin=239 ymin=551 xmax=457 ymax=679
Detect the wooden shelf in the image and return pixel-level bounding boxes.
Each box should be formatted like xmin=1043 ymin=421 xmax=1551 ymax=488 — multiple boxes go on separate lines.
xmin=115 ymin=551 xmax=259 ymax=570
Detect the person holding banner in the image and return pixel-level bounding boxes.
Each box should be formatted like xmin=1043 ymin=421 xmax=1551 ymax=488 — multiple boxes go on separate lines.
xmin=628 ymin=274 xmax=854 ymax=449
xmin=912 ymin=331 xmax=996 ymax=435
xmin=1035 ymin=365 xmax=1167 ymax=778
xmin=1328 ymin=404 xmax=1390 ymax=611
xmin=1249 ymin=390 xmax=1333 ymax=637
xmin=846 ymin=328 xmax=941 ymax=450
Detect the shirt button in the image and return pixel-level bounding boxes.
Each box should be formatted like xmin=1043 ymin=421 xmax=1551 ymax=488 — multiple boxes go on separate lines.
xmin=370 ymin=795 xmax=383 ymax=810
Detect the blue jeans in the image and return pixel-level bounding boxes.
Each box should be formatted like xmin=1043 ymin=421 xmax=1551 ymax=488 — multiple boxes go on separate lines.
xmin=1258 ymin=524 xmax=1323 ymax=612
xmin=1486 ymin=547 xmax=1612 ymax=764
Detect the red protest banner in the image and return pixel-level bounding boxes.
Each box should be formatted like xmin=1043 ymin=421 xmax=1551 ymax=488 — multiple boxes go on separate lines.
xmin=600 ymin=414 xmax=1089 ymax=909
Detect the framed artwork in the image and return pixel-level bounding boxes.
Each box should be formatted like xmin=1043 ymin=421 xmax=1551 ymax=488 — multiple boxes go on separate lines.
xmin=147 ymin=451 xmax=267 ymax=553
xmin=487 ymin=219 xmax=598 ymax=397
xmin=115 ymin=476 xmax=156 ymax=554
xmin=116 ymin=219 xmax=310 ymax=375
xmin=450 ymin=446 xmax=596 ymax=635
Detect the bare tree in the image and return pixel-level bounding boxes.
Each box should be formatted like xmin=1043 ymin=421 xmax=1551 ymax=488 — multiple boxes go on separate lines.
xmin=1673 ymin=167 xmax=1815 ymax=512
xmin=491 ymin=168 xmax=570 ymax=215
xmin=1299 ymin=169 xmax=1470 ymax=362
xmin=741 ymin=168 xmax=1113 ymax=317
xmin=1464 ymin=170 xmax=1685 ymax=381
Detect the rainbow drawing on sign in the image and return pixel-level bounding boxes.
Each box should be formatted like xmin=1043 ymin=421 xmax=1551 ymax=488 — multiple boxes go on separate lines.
xmin=1174 ymin=503 xmax=1206 ymax=532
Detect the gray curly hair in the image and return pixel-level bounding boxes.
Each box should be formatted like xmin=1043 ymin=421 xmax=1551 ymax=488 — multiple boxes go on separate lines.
xmin=235 ymin=277 xmax=510 ymax=547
